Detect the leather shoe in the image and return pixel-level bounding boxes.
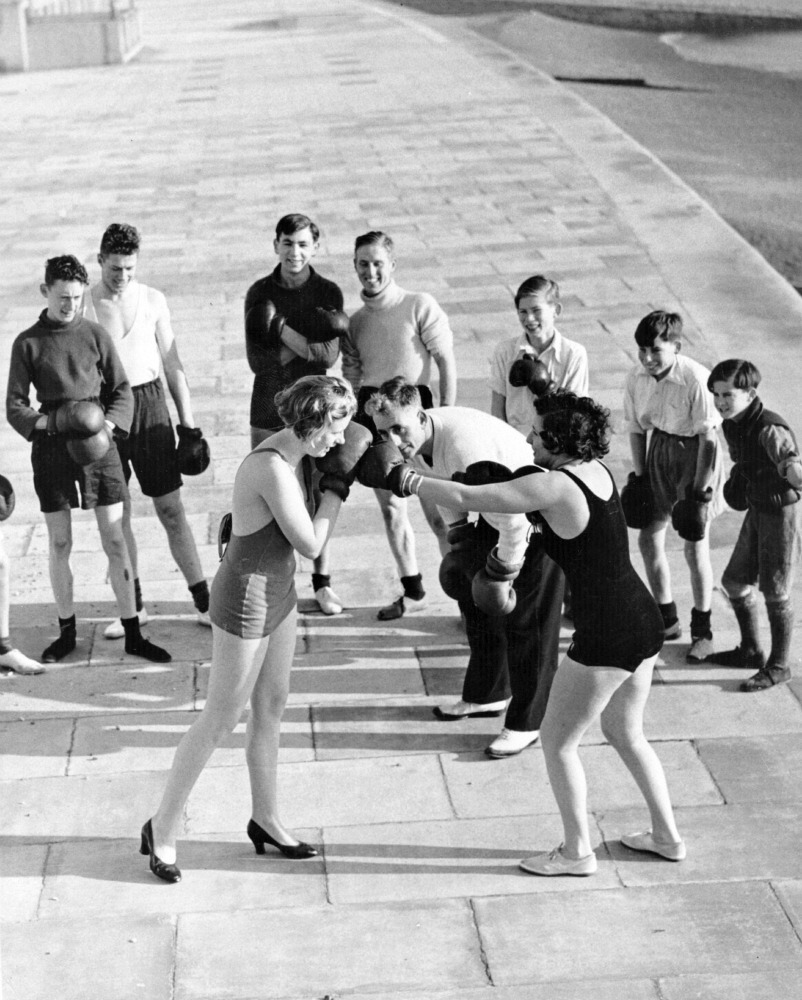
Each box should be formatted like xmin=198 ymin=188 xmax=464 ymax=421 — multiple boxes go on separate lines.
xmin=140 ymin=819 xmax=181 ymax=883
xmin=433 ymin=698 xmax=507 ymax=721
xmin=519 ymin=845 xmax=597 ymax=876
xmin=485 ymin=728 xmax=539 ymax=758
xmin=740 ymin=665 xmax=791 ymax=692
xmin=621 ymin=830 xmax=686 ymax=861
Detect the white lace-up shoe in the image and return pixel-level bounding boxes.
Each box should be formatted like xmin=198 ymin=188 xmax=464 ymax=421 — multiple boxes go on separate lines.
xmin=0 ymin=648 xmax=45 ymax=674
xmin=104 ymin=608 xmax=148 ymax=639
xmin=519 ymin=845 xmax=597 ymax=876
xmin=315 ymin=586 xmax=343 ymax=615
xmin=486 ymin=728 xmax=539 ymax=758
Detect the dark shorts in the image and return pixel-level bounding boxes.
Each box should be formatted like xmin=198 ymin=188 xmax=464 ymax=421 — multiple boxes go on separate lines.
xmin=32 ymin=434 xmax=129 ymax=513
xmin=116 ymin=379 xmax=183 ymax=498
xmin=355 ymin=383 xmax=434 ymax=436
xmin=723 ymin=503 xmax=801 ymax=602
xmin=646 ymin=428 xmax=724 ymax=523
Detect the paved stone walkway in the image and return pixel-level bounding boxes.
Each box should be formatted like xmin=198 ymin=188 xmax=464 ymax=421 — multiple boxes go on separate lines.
xmin=2 ymin=1 xmax=802 ymax=998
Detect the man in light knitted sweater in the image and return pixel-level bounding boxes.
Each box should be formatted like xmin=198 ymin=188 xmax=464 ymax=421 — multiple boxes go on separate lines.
xmin=84 ymin=223 xmax=211 ymax=638
xmin=366 ymin=378 xmax=564 ymax=758
xmin=342 ymin=231 xmax=457 ymax=620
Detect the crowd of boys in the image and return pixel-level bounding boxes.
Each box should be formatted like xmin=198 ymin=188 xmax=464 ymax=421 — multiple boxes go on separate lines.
xmin=3 ymin=212 xmax=799 ymax=717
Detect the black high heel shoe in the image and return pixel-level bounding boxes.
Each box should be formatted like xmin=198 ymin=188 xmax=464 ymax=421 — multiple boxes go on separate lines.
xmin=140 ymin=819 xmax=182 ymax=883
xmin=247 ymin=818 xmax=318 ymax=859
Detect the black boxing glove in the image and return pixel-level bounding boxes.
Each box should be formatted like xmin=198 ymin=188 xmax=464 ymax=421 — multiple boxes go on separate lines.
xmin=723 ymin=466 xmax=749 ymax=512
xmin=671 ymin=484 xmax=713 ymax=542
xmin=48 ymin=400 xmax=106 ymax=439
xmin=0 ymin=475 xmax=15 ymax=522
xmin=620 ymin=472 xmax=656 ymax=529
xmin=176 ymin=426 xmax=211 ymax=476
xmin=245 ymin=298 xmax=286 ymax=354
xmin=508 ymin=356 xmax=555 ymax=396
xmin=452 ymin=461 xmax=514 ymax=486
xmin=472 ymin=546 xmax=524 ymax=616
xmin=356 ymin=439 xmax=406 ymax=490
xmin=66 ymin=427 xmax=111 ymax=466
xmin=315 ymin=422 xmax=373 ymax=501
xmin=438 ymin=548 xmax=475 ymax=604
xmin=287 ymin=307 xmax=349 ymax=344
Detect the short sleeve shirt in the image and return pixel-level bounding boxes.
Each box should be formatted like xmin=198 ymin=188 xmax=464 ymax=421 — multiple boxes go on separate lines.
xmin=623 ymin=354 xmax=720 ymax=438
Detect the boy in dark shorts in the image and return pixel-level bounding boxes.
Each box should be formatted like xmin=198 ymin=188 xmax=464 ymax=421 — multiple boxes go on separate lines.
xmin=244 ymin=213 xmax=347 ymax=615
xmin=705 ymin=359 xmax=802 ymax=691
xmin=622 ymin=311 xmax=724 ymax=661
xmin=85 ymin=223 xmax=211 ymax=637
xmin=5 ymin=255 xmax=170 ymax=664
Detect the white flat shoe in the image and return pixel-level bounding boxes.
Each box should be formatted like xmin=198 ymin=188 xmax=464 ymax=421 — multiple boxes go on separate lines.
xmin=315 ymin=586 xmax=343 ymax=616
xmin=104 ymin=608 xmax=148 ymax=639
xmin=196 ymin=609 xmax=212 ymax=627
xmin=621 ymin=830 xmax=686 ymax=861
xmin=519 ymin=844 xmax=597 ymax=877
xmin=486 ymin=727 xmax=539 ymax=758
xmin=0 ymin=648 xmax=45 ymax=675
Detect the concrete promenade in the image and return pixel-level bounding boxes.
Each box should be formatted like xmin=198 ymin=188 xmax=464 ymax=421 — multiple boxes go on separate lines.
xmin=2 ymin=0 xmax=802 ymax=997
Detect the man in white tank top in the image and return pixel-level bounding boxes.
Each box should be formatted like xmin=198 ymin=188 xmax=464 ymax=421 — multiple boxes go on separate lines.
xmin=85 ymin=224 xmax=211 ymax=637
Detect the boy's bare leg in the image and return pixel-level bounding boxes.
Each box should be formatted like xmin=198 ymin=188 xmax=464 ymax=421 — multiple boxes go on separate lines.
xmin=684 ymin=535 xmax=713 ymax=611
xmin=153 ymin=489 xmax=204 ymax=587
xmin=638 ymin=521 xmax=671 ymax=604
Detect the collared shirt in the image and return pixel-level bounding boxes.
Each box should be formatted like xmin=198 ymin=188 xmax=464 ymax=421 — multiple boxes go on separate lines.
xmin=413 ymin=406 xmax=534 ymax=563
xmin=623 ymin=354 xmax=720 ymax=438
xmin=488 ymin=329 xmax=589 ymax=437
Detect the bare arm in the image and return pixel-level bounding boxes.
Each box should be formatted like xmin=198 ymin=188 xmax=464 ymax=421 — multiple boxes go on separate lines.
xmin=417 ymin=469 xmax=561 ymax=517
xmin=257 ymin=458 xmax=343 ymax=559
xmin=490 ymin=390 xmax=507 ymax=423
xmin=433 ymin=348 xmax=457 ymax=406
xmin=154 ymin=296 xmax=195 ymax=427
xmin=693 ymin=429 xmax=718 ymax=492
xmin=629 ymin=432 xmax=648 ymax=476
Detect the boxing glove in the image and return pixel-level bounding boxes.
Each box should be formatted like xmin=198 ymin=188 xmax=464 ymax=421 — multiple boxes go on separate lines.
xmin=0 ymin=475 xmax=15 ymax=522
xmin=66 ymin=427 xmax=111 ymax=466
xmin=176 ymin=425 xmax=211 ymax=476
xmin=723 ymin=466 xmax=749 ymax=512
xmin=452 ymin=461 xmax=514 ymax=486
xmin=620 ymin=472 xmax=655 ymax=529
xmin=47 ymin=400 xmax=106 ymax=438
xmin=446 ymin=518 xmax=477 ymax=553
xmin=315 ymin=422 xmax=373 ymax=501
xmin=356 ymin=439 xmax=406 ymax=490
xmin=245 ymin=298 xmax=286 ymax=353
xmin=471 ymin=546 xmax=524 ymax=616
xmin=508 ymin=356 xmax=555 ymax=397
xmin=438 ymin=548 xmax=475 ymax=604
xmin=671 ymin=484 xmax=712 ymax=542
xmin=287 ymin=307 xmax=350 ymax=344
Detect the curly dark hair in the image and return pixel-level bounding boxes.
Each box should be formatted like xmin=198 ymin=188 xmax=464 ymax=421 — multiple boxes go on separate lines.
xmin=44 ymin=255 xmax=88 ymax=286
xmin=274 ymin=375 xmax=356 ymax=440
xmin=534 ymin=390 xmax=611 ymax=461
xmin=100 ymin=222 xmax=140 ymax=257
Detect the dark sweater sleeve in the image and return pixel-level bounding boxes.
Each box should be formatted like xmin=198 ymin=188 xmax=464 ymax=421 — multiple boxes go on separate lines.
xmin=96 ymin=330 xmax=134 ymax=434
xmin=244 ymin=278 xmax=278 ymax=375
xmin=304 ymin=276 xmax=344 ymax=366
xmin=6 ymin=336 xmax=40 ymax=441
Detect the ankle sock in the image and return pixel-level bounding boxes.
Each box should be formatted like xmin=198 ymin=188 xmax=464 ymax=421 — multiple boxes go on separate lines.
xmin=134 ymin=578 xmax=144 ymax=614
xmin=0 ymin=635 xmax=12 ymax=655
xmin=658 ymin=601 xmax=679 ymax=629
xmin=189 ymin=579 xmax=210 ymax=614
xmin=401 ymin=573 xmax=425 ymax=601
xmin=690 ymin=607 xmax=712 ymax=640
xmin=121 ymin=616 xmax=171 ymax=663
xmin=42 ymin=615 xmax=77 ymax=663
xmin=312 ymin=573 xmax=331 ymax=593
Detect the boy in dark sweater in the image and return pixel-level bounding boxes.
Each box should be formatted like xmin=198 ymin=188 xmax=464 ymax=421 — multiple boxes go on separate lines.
xmin=6 ymin=255 xmax=170 ymax=664
xmin=705 ymin=359 xmax=802 ymax=691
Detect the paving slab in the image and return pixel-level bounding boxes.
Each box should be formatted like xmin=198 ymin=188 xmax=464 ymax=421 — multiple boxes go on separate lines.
xmin=441 ymin=740 xmax=721 ymax=818
xmin=659 ymin=969 xmax=802 ymax=1000
xmin=174 ymin=899 xmax=488 ymax=1000
xmin=0 ymin=843 xmax=48 ymax=923
xmin=35 ymin=835 xmax=326 ymax=920
xmin=0 ymin=913 xmax=175 ymax=1000
xmin=314 ymin=983 xmax=660 ymax=1000
xmin=0 ymin=718 xmax=73 ymax=779
xmin=695 ymin=732 xmax=802 ymax=803
xmin=599 ymin=802 xmax=802 ymax=885
xmin=476 ymin=881 xmax=802 ymax=985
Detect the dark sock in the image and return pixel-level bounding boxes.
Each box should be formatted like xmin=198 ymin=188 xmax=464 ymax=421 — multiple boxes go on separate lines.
xmin=401 ymin=573 xmax=425 ymax=601
xmin=189 ymin=579 xmax=210 ymax=613
xmin=766 ymin=599 xmax=793 ymax=671
xmin=312 ymin=573 xmax=331 ymax=593
xmin=43 ymin=615 xmax=77 ymax=663
xmin=134 ymin=578 xmax=144 ymax=614
xmin=122 ymin=616 xmax=171 ymax=663
xmin=0 ymin=635 xmax=12 ymax=655
xmin=730 ymin=592 xmax=762 ymax=653
xmin=658 ymin=601 xmax=678 ymax=628
xmin=690 ymin=607 xmax=712 ymax=640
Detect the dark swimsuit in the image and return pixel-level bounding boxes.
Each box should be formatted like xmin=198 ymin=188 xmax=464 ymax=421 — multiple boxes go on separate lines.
xmin=208 ymin=449 xmax=314 ymax=639
xmin=539 ymin=464 xmax=664 ymax=671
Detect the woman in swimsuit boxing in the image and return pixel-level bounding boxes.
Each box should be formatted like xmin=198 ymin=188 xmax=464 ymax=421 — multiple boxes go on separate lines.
xmin=396 ymin=390 xmax=685 ymax=875
xmin=141 ymin=375 xmax=359 ymax=882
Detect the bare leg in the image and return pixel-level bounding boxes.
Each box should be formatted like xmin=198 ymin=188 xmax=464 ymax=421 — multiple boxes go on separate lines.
xmin=120 ymin=494 xmax=140 ymax=579
xmin=638 ymin=521 xmax=672 ymax=604
xmin=153 ymin=489 xmax=204 ymax=586
xmin=94 ymin=503 xmax=136 ymax=618
xmin=684 ymin=534 xmax=713 ymax=612
xmin=151 ymin=625 xmax=270 ymax=862
xmin=246 ymin=607 xmax=300 ymax=843
xmin=600 ymin=656 xmax=681 ymax=844
xmin=539 ymin=656 xmax=632 ymax=859
xmin=419 ymin=492 xmax=449 ymax=557
xmin=0 ymin=529 xmax=10 ymax=637
xmin=44 ymin=510 xmax=74 ymax=618
xmin=375 ymin=488 xmax=418 ymax=578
